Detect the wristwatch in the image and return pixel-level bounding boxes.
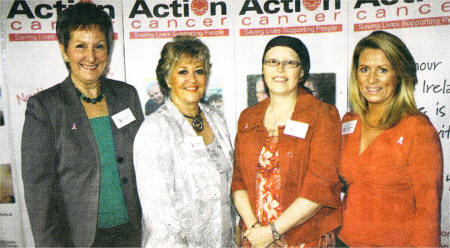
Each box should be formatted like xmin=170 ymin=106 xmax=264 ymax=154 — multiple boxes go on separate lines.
xmin=270 ymin=223 xmax=281 ymax=240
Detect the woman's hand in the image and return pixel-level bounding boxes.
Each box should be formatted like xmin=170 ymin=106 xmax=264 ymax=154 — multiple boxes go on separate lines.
xmin=244 ymin=225 xmax=274 ymax=248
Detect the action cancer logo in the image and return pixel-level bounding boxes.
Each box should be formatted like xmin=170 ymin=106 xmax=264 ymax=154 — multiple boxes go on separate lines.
xmin=303 ymin=0 xmax=321 ymax=11
xmin=128 ymin=0 xmax=229 ymax=37
xmin=129 ymin=0 xmax=227 ymax=18
xmin=191 ymin=0 xmax=208 ymax=16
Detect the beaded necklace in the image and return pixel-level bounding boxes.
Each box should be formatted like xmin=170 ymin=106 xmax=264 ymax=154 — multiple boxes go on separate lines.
xmin=75 ymin=87 xmax=105 ymax=104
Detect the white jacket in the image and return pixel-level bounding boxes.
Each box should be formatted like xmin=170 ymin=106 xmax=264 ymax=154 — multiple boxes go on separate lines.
xmin=134 ymin=99 xmax=235 ymax=248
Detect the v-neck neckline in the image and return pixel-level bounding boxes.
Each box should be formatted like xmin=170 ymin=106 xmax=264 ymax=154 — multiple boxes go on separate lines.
xmin=354 ymin=115 xmax=388 ymax=157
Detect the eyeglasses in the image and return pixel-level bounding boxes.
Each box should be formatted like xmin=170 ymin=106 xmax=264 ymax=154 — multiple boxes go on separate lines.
xmin=264 ymin=58 xmax=301 ymax=68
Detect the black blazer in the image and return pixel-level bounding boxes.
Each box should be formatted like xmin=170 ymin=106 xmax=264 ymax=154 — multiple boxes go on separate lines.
xmin=21 ymin=76 xmax=144 ymax=247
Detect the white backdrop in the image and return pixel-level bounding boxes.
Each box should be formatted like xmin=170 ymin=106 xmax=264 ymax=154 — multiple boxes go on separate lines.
xmin=0 ymin=0 xmax=449 ymax=247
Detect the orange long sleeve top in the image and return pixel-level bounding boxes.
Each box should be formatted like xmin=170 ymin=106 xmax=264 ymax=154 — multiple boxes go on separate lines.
xmin=339 ymin=113 xmax=443 ymax=247
xmin=232 ymin=89 xmax=343 ymax=245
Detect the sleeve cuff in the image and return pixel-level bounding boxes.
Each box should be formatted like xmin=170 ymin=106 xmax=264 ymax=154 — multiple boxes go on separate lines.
xmin=231 ymin=180 xmax=246 ymax=192
xmin=299 ymin=171 xmax=342 ymax=208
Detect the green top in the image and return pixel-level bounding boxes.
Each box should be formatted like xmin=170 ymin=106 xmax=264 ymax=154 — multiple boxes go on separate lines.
xmin=89 ymin=116 xmax=129 ymax=228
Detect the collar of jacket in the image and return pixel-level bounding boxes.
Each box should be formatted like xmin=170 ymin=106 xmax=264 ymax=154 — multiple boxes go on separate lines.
xmin=163 ymin=98 xmax=212 ymax=134
xmin=164 ymin=97 xmax=218 ymax=127
xmin=164 ymin=97 xmax=234 ymax=167
xmin=164 ymin=98 xmax=190 ymax=128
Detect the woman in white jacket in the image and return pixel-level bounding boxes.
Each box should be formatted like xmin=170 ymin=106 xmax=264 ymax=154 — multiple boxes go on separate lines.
xmin=134 ymin=35 xmax=235 ymax=248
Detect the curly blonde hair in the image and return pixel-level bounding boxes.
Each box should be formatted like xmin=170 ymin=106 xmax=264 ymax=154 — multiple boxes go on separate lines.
xmin=156 ymin=35 xmax=211 ymax=96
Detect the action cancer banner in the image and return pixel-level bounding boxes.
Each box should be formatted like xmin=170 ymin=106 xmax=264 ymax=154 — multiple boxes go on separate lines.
xmin=0 ymin=0 xmax=125 ymax=246
xmin=233 ymin=0 xmax=349 ymax=117
xmin=347 ymin=0 xmax=450 ymax=245
xmin=123 ymin=0 xmax=238 ymax=133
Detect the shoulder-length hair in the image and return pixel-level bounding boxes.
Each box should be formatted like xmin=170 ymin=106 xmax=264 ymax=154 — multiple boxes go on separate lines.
xmin=349 ymin=30 xmax=420 ymax=129
xmin=156 ymin=35 xmax=211 ymax=96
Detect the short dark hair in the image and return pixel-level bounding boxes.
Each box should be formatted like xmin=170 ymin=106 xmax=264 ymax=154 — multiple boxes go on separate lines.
xmin=56 ymin=2 xmax=113 ymax=69
xmin=262 ymin=35 xmax=310 ymax=86
xmin=156 ymin=35 xmax=211 ymax=96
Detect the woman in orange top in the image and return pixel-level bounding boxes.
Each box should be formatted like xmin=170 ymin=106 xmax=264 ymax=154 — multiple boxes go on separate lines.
xmin=338 ymin=31 xmax=443 ymax=247
xmin=232 ymin=36 xmax=342 ymax=247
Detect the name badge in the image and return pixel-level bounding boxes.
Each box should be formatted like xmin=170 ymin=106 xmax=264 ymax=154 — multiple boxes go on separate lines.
xmin=183 ymin=136 xmax=205 ymax=151
xmin=284 ymin=120 xmax=309 ymax=139
xmin=342 ymin=120 xmax=357 ymax=135
xmin=112 ymin=108 xmax=136 ymax=129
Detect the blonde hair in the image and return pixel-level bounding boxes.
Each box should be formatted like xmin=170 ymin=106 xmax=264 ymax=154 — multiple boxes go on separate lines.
xmin=349 ymin=31 xmax=419 ymax=129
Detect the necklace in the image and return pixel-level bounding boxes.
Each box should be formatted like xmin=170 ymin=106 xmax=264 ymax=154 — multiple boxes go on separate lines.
xmin=183 ymin=109 xmax=204 ymax=132
xmin=75 ymin=87 xmax=105 ymax=104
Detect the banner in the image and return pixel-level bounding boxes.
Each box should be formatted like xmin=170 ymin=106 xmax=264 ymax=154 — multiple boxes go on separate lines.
xmin=123 ymin=0 xmax=237 ymax=133
xmin=233 ymin=0 xmax=349 ymax=118
xmin=0 ymin=18 xmax=19 ymax=245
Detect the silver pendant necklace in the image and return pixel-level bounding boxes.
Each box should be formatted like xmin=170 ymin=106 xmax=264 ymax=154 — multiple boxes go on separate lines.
xmin=183 ymin=109 xmax=204 ymax=132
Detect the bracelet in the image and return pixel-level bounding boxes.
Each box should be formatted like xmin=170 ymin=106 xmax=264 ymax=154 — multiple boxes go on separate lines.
xmin=250 ymin=220 xmax=259 ymax=228
xmin=270 ymin=222 xmax=281 ymax=240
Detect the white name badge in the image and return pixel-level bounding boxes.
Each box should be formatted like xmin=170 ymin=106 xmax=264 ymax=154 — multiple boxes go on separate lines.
xmin=284 ymin=120 xmax=309 ymax=139
xmin=112 ymin=108 xmax=136 ymax=129
xmin=183 ymin=136 xmax=205 ymax=151
xmin=342 ymin=120 xmax=357 ymax=135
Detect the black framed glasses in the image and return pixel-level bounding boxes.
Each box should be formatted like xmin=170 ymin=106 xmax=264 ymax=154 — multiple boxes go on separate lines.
xmin=264 ymin=58 xmax=301 ymax=68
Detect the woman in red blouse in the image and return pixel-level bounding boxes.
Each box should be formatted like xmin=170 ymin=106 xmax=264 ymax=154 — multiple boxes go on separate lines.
xmin=232 ymin=36 xmax=342 ymax=247
xmin=338 ymin=31 xmax=443 ymax=247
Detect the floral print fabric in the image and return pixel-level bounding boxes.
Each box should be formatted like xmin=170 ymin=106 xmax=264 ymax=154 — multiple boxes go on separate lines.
xmin=242 ymin=135 xmax=284 ymax=248
xmin=256 ymin=136 xmax=282 ymax=225
xmin=243 ymin=135 xmax=336 ymax=248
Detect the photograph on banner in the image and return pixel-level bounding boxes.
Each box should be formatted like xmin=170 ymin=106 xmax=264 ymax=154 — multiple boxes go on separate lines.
xmin=143 ymin=79 xmax=166 ymax=116
xmin=246 ymin=73 xmax=336 ymax=107
xmin=204 ymin=88 xmax=224 ymax=113
xmin=0 ymin=164 xmax=14 ymax=204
